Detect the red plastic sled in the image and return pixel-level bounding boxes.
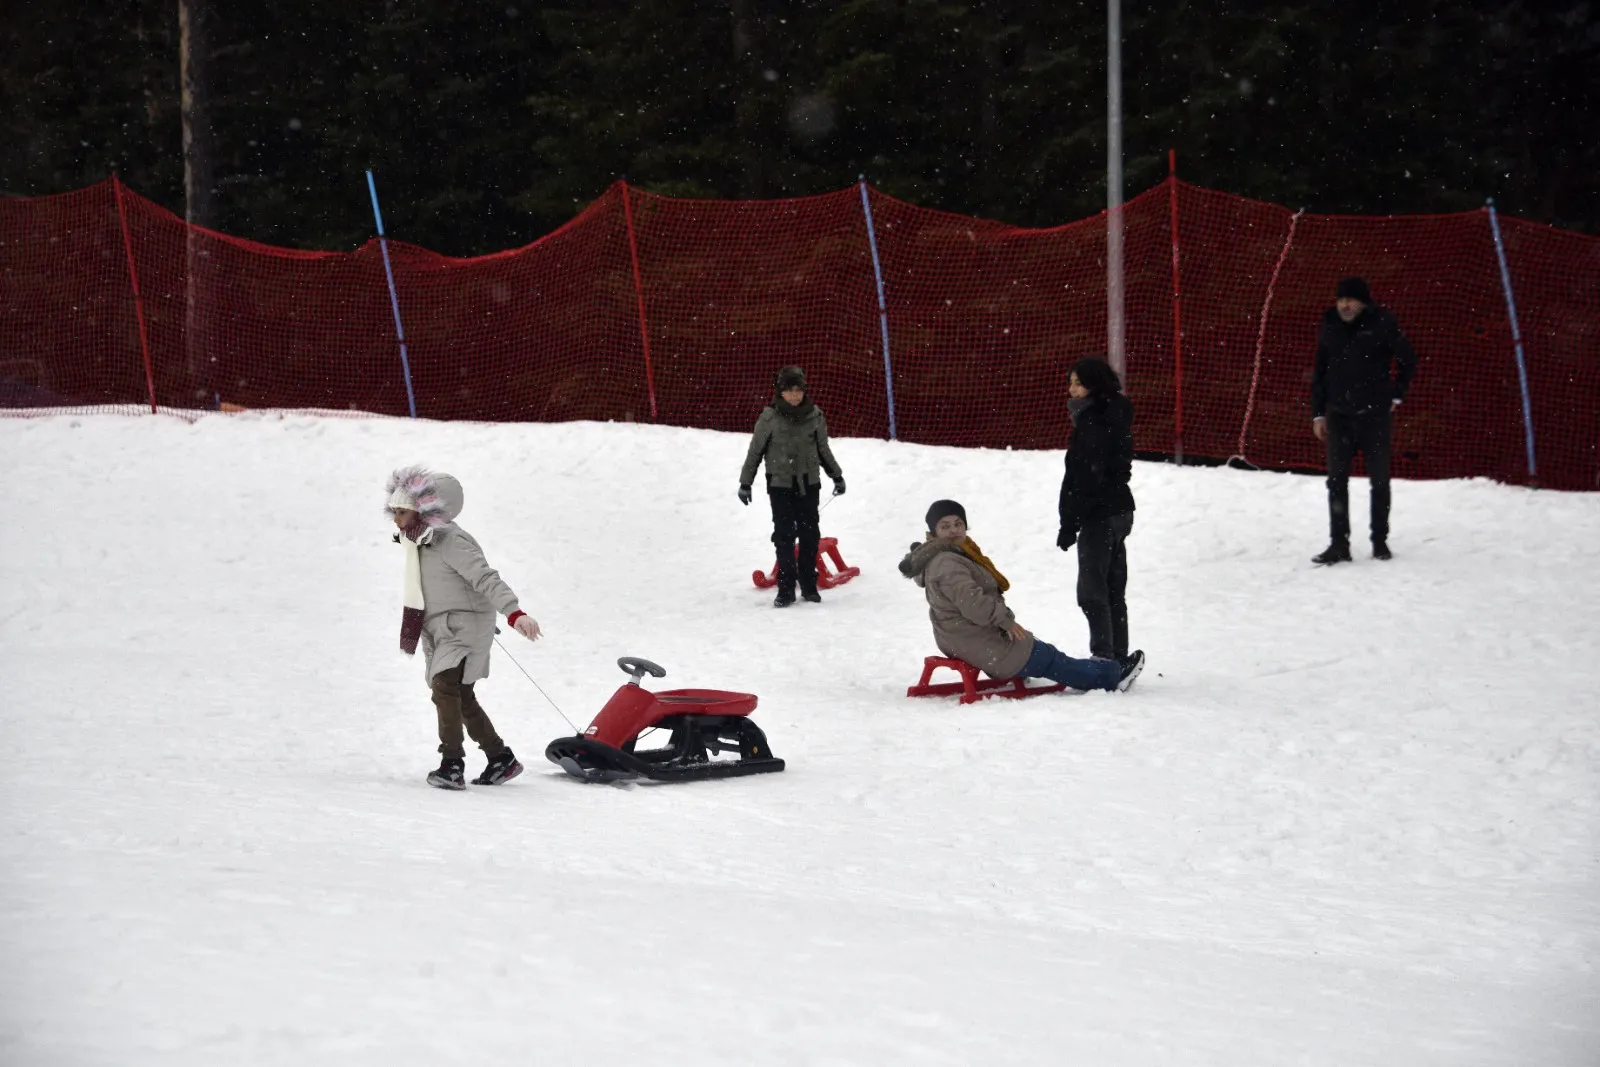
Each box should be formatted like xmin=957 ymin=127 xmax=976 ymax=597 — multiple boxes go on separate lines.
xmin=545 ymin=657 xmax=785 ymax=782
xmin=752 ymin=536 xmax=860 ymax=590
xmin=906 ymin=655 xmax=1066 ymax=705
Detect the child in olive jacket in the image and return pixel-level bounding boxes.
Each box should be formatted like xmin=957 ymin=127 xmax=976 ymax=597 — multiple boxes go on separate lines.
xmin=738 ymin=365 xmax=845 ymax=606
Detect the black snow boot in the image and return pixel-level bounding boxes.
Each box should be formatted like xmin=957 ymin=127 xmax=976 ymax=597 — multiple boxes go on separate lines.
xmin=427 ymin=757 xmax=466 ymax=790
xmin=773 ymin=587 xmax=796 ymax=608
xmin=473 ymin=748 xmax=523 ymax=786
xmin=1372 ymin=540 xmax=1392 ymax=561
xmin=1116 ymin=650 xmax=1146 ymax=692
xmin=800 ymin=589 xmax=822 ymax=603
xmin=1312 ymin=539 xmax=1352 ymax=565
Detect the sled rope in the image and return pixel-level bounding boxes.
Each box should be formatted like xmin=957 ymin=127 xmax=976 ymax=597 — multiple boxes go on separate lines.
xmin=495 ymin=635 xmax=580 ymax=733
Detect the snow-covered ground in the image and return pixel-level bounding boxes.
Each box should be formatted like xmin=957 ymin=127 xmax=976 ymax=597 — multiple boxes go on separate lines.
xmin=2 ymin=413 xmax=1596 ymax=1066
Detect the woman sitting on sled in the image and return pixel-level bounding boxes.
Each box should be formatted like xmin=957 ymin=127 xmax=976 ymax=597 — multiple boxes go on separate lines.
xmin=898 ymin=499 xmax=1144 ymax=693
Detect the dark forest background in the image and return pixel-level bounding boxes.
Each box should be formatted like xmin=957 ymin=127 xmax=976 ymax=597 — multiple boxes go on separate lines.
xmin=3 ymin=0 xmax=1596 ymax=255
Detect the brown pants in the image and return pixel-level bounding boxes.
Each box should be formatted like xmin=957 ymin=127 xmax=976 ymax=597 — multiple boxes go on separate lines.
xmin=430 ymin=662 xmax=507 ymax=761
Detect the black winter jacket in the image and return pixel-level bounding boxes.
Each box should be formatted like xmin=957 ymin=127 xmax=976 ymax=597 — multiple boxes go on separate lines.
xmin=1311 ymin=305 xmax=1418 ymax=418
xmin=1059 ymin=392 xmax=1136 ymax=531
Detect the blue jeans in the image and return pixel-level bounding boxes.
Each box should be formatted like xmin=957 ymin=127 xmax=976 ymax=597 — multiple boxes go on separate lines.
xmin=1019 ymin=639 xmax=1119 ymax=692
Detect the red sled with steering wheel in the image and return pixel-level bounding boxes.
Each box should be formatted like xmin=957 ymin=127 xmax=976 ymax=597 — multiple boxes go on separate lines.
xmin=544 ymin=657 xmax=785 ymax=783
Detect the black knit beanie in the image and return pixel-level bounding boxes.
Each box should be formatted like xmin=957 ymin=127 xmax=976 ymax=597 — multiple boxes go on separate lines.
xmin=925 ymin=499 xmax=967 ymax=532
xmin=1336 ymin=277 xmax=1372 ymax=304
xmin=775 ymin=365 xmax=807 ymax=392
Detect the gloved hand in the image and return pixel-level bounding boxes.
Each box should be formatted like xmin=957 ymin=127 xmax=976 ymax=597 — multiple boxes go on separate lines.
xmin=508 ymin=610 xmax=542 ymax=641
xmin=1056 ymin=527 xmax=1077 ymax=551
xmin=831 ymin=477 xmax=846 ymax=497
xmin=738 ymin=485 xmax=752 ymax=506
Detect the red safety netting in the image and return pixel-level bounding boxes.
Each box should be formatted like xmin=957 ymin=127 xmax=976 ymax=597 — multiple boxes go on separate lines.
xmin=2 ymin=176 xmax=1597 ymax=490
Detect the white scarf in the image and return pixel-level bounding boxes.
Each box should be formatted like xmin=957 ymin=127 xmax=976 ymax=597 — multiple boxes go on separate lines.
xmin=398 ymin=526 xmax=434 ymax=654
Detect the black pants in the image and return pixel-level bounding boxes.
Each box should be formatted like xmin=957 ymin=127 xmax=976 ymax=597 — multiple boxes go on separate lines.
xmin=1325 ymin=407 xmax=1392 ymax=542
xmin=769 ymin=483 xmax=821 ymax=593
xmin=1076 ymin=512 xmax=1133 ymax=660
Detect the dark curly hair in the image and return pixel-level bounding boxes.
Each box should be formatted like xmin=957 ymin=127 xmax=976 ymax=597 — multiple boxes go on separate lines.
xmin=1069 ymin=356 xmax=1122 ymax=396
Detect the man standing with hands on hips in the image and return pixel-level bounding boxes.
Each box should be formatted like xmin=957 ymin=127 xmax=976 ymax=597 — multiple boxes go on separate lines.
xmin=1310 ymin=276 xmax=1418 ymax=565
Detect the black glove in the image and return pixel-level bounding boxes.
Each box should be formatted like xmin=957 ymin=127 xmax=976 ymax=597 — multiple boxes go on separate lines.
xmin=1056 ymin=527 xmax=1077 ymax=551
xmin=831 ymin=477 xmax=846 ymax=497
xmin=738 ymin=485 xmax=752 ymax=506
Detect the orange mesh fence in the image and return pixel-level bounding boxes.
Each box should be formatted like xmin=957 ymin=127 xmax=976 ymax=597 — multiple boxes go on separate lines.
xmin=2 ymin=176 xmax=1596 ymax=490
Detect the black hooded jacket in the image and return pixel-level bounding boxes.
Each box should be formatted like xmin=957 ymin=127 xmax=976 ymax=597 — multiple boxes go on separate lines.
xmin=1311 ymin=305 xmax=1418 ymax=418
xmin=1059 ymin=391 xmax=1136 ymax=531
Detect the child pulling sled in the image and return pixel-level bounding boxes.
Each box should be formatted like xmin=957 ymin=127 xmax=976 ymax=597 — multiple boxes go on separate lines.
xmin=386 ymin=466 xmax=542 ymax=789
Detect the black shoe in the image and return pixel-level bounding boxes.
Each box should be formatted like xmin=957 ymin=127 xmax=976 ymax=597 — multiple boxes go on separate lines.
xmin=427 ymin=757 xmax=466 ymax=790
xmin=773 ymin=588 xmax=796 ymax=608
xmin=800 ymin=589 xmax=822 ymax=603
xmin=473 ymin=749 xmax=523 ymax=786
xmin=1312 ymin=540 xmax=1352 ymax=565
xmin=1116 ymin=650 xmax=1146 ymax=692
xmin=1372 ymin=540 xmax=1392 ymax=560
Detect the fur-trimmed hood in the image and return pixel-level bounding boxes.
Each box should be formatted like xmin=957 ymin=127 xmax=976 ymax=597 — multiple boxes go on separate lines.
xmin=384 ymin=466 xmax=464 ymax=526
xmin=898 ymin=538 xmax=966 ymax=586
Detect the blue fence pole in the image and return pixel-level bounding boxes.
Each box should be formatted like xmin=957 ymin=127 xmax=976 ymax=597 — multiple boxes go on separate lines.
xmin=365 ymin=170 xmax=418 ymax=419
xmin=1486 ymin=199 xmax=1536 ymax=481
xmin=858 ymin=177 xmax=897 ymax=441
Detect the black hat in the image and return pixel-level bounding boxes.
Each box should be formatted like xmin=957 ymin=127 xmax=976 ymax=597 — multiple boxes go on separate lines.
xmin=1336 ymin=277 xmax=1372 ymax=304
xmin=775 ymin=365 xmax=807 ymax=391
xmin=925 ymin=499 xmax=967 ymax=532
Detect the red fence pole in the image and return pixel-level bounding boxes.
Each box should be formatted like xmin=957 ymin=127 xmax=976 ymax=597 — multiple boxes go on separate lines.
xmin=1167 ymin=149 xmax=1184 ymax=463
xmin=619 ymin=181 xmax=659 ymax=421
xmin=112 ymin=175 xmax=158 ymax=414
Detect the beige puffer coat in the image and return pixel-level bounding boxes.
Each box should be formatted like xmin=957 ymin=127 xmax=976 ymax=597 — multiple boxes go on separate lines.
xmin=900 ymin=539 xmax=1034 ymax=679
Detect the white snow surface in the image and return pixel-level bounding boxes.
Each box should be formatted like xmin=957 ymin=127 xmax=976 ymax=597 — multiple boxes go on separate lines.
xmin=2 ymin=413 xmax=1597 ymax=1066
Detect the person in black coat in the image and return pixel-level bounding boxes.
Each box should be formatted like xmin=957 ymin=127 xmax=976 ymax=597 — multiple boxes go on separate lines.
xmin=1057 ymin=357 xmax=1138 ymax=667
xmin=1310 ymin=276 xmax=1418 ymax=564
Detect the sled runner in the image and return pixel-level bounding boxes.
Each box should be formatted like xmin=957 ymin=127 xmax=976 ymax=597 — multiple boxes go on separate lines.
xmin=906 ymin=655 xmax=1066 ymax=705
xmin=751 ymin=536 xmax=861 ymax=590
xmin=545 ymin=657 xmax=785 ymax=783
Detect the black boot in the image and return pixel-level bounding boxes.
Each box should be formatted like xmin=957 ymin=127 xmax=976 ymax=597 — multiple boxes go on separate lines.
xmin=427 ymin=757 xmax=466 ymax=790
xmin=1372 ymin=540 xmax=1392 ymax=561
xmin=773 ymin=586 xmax=796 ymax=608
xmin=1312 ymin=539 xmax=1352 ymax=565
xmin=473 ymin=748 xmax=523 ymax=785
xmin=800 ymin=588 xmax=822 ymax=603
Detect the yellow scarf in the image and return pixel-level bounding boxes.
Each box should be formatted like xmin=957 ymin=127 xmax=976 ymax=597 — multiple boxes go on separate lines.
xmin=923 ymin=534 xmax=1010 ymax=592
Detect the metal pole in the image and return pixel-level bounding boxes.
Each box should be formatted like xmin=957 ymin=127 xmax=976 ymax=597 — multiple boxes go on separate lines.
xmin=859 ymin=177 xmax=897 ymax=441
xmin=1106 ymin=0 xmax=1125 ymax=376
xmin=365 ymin=170 xmax=418 ymax=419
xmin=1486 ymin=199 xmax=1538 ymax=481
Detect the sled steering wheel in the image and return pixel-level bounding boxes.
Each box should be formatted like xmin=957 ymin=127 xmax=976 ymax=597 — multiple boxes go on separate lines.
xmin=617 ymin=656 xmax=667 ymax=685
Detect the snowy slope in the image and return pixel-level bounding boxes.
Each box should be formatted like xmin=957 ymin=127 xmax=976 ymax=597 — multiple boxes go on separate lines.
xmin=1 ymin=413 xmax=1597 ymax=1067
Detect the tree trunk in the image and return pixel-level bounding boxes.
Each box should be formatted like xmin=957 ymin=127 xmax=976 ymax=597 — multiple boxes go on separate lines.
xmin=730 ymin=0 xmax=763 ymax=198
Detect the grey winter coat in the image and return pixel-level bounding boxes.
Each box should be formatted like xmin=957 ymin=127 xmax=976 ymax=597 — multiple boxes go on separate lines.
xmin=739 ymin=399 xmax=843 ymax=490
xmin=408 ymin=475 xmax=521 ymax=684
xmin=900 ymin=539 xmax=1033 ymax=679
